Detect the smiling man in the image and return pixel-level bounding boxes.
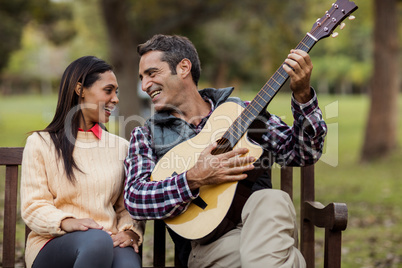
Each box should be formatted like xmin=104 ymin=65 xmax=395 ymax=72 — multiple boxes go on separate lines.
xmin=124 ymin=34 xmax=327 ymax=268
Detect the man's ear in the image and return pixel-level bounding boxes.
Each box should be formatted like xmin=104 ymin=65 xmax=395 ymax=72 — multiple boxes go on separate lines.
xmin=75 ymin=82 xmax=84 ymax=98
xmin=177 ymin=58 xmax=192 ymax=79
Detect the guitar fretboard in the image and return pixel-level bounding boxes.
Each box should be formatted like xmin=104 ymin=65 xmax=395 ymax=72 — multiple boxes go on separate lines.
xmin=222 ymin=34 xmax=317 ymax=148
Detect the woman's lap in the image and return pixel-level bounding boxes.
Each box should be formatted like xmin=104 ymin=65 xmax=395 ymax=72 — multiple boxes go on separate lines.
xmin=32 ymin=229 xmax=141 ymax=268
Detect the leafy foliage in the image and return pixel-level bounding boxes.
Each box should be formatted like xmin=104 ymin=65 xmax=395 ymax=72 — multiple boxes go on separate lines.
xmin=0 ymin=0 xmax=31 ymax=71
xmin=2 ymin=0 xmax=394 ymax=96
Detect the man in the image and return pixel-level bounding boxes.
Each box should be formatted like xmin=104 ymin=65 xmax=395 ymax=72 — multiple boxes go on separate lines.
xmin=124 ymin=34 xmax=327 ymax=268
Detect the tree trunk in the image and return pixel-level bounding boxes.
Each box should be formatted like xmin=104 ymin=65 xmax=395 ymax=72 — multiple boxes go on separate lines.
xmin=213 ymin=61 xmax=229 ymax=89
xmin=361 ymin=0 xmax=399 ymax=162
xmin=100 ymin=0 xmax=143 ymax=140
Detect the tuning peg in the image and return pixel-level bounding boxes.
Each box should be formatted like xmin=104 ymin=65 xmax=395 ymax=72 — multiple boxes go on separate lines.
xmin=348 ymin=15 xmax=356 ymax=20
xmin=340 ymin=23 xmax=346 ymax=30
xmin=331 ymin=32 xmax=339 ymax=38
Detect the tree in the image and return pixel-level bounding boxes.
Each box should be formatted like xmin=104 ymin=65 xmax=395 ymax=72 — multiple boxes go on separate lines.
xmin=0 ymin=0 xmax=76 ymax=95
xmin=0 ymin=0 xmax=32 ymax=72
xmin=99 ymin=0 xmax=239 ymax=139
xmin=361 ymin=0 xmax=400 ymax=162
xmin=99 ymin=0 xmax=141 ymax=139
xmin=0 ymin=0 xmax=75 ymax=72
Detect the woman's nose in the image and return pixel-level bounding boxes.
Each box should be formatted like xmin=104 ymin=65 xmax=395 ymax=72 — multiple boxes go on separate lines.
xmin=112 ymin=92 xmax=119 ymax=104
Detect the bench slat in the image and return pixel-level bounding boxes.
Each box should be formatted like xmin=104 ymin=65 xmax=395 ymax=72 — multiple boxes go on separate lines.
xmin=2 ymin=165 xmax=19 ymax=268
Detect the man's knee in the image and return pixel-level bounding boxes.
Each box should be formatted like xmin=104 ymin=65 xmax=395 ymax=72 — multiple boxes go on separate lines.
xmin=245 ymin=189 xmax=293 ymax=211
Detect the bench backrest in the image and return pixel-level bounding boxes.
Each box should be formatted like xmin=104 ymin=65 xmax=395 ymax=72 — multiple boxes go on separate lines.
xmin=0 ymin=147 xmax=347 ymax=268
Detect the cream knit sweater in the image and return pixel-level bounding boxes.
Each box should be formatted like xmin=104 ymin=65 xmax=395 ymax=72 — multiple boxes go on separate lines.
xmin=21 ymin=131 xmax=145 ymax=268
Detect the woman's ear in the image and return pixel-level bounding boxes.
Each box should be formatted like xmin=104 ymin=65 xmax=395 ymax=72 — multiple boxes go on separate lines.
xmin=75 ymin=82 xmax=84 ymax=98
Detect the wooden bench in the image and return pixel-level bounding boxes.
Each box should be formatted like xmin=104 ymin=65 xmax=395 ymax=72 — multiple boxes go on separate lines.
xmin=1 ymin=147 xmax=348 ymax=268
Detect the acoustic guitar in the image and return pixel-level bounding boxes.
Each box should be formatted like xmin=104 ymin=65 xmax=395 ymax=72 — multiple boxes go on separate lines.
xmin=151 ymin=0 xmax=358 ymax=244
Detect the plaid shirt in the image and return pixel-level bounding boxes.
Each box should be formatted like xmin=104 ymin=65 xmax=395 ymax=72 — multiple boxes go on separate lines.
xmin=124 ymin=90 xmax=327 ymax=220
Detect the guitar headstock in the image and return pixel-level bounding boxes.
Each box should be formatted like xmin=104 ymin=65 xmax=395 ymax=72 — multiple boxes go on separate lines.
xmin=309 ymin=0 xmax=358 ymax=41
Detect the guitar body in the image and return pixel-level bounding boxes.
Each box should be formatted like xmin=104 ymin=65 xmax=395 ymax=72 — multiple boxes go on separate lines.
xmin=150 ymin=101 xmax=263 ymax=243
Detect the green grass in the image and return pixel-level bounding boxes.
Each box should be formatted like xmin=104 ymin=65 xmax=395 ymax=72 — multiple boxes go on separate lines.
xmin=0 ymin=94 xmax=57 ymax=147
xmin=1 ymin=92 xmax=402 ymax=267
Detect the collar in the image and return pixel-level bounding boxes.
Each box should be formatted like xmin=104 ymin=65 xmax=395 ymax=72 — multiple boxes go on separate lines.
xmin=78 ymin=123 xmax=102 ymax=139
xmin=150 ymin=87 xmax=234 ymax=124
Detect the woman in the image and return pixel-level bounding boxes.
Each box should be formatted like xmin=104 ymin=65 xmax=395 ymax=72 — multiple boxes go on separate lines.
xmin=21 ymin=56 xmax=145 ymax=268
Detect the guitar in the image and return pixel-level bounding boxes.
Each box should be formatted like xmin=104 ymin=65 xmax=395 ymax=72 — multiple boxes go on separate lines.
xmin=150 ymin=0 xmax=358 ymax=244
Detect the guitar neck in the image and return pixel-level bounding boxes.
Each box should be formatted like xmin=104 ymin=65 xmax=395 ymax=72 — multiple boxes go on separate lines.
xmin=223 ymin=33 xmax=318 ymax=147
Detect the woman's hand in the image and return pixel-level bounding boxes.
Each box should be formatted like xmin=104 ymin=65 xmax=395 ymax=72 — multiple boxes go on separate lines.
xmin=111 ymin=230 xmax=140 ymax=253
xmin=61 ymin=218 xmax=104 ymax=232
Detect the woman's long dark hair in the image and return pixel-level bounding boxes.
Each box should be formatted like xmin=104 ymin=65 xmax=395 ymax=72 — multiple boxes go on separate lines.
xmin=40 ymin=56 xmax=113 ymax=183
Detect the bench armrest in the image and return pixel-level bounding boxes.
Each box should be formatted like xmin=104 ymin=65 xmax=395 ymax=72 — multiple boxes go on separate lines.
xmin=304 ymin=201 xmax=348 ymax=232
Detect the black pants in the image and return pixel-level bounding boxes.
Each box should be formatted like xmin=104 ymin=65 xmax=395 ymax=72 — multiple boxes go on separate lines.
xmin=32 ymin=229 xmax=141 ymax=268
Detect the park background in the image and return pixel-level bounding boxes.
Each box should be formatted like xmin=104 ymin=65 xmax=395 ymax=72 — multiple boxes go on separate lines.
xmin=0 ymin=0 xmax=401 ymax=267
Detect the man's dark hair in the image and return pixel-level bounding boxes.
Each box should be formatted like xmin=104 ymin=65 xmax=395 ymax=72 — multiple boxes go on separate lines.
xmin=137 ymin=34 xmax=201 ymax=86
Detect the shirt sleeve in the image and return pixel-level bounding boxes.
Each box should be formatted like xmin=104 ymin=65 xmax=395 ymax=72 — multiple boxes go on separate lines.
xmin=124 ymin=126 xmax=198 ymax=220
xmin=261 ymin=88 xmax=327 ymax=166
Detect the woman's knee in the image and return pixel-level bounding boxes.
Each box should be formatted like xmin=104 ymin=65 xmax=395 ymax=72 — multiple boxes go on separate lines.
xmin=112 ymin=247 xmax=142 ymax=268
xmin=73 ymin=229 xmax=114 ymax=267
xmin=83 ymin=229 xmax=113 ymax=244
xmin=76 ymin=229 xmax=114 ymax=255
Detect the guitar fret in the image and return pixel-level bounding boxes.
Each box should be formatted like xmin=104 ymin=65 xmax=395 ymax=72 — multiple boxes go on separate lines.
xmin=260 ymin=85 xmax=272 ymax=97
xmin=296 ymin=35 xmax=316 ymax=52
xmin=277 ymin=68 xmax=288 ymax=78
xmin=228 ymin=126 xmax=243 ymax=142
xmin=299 ymin=40 xmax=310 ymax=50
xmin=248 ymin=103 xmax=261 ymax=113
xmin=276 ymin=72 xmax=287 ymax=83
xmin=271 ymin=77 xmax=281 ymax=86
xmin=253 ymin=94 xmax=268 ymax=109
xmin=241 ymin=112 xmax=254 ymax=123
xmin=279 ymin=71 xmax=288 ymax=79
xmin=253 ymin=99 xmax=264 ymax=108
xmin=227 ymin=108 xmax=258 ymax=143
xmin=265 ymin=82 xmax=276 ymax=92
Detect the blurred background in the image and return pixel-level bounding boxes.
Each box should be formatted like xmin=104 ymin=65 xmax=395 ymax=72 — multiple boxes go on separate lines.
xmin=0 ymin=0 xmax=401 ymax=267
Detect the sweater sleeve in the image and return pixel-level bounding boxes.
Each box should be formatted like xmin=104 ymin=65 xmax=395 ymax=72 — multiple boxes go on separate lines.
xmin=20 ymin=133 xmax=76 ymax=237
